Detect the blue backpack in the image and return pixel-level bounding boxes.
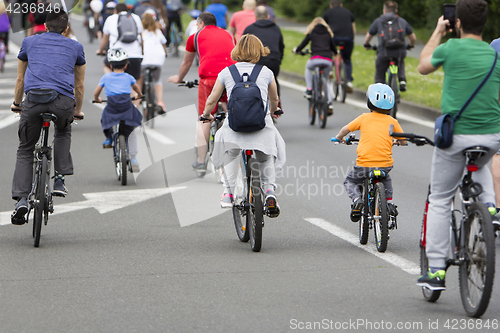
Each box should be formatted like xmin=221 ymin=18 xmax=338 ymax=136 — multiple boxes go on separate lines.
xmin=227 ymin=64 xmax=267 ymax=133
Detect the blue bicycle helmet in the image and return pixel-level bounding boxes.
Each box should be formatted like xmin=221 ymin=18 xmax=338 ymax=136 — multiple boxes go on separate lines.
xmin=366 ymin=83 xmax=395 ymax=113
xmin=189 ymin=9 xmax=202 ymax=19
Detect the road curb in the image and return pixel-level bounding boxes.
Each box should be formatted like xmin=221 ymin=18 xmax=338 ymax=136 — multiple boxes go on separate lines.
xmin=279 ymin=70 xmax=441 ymax=121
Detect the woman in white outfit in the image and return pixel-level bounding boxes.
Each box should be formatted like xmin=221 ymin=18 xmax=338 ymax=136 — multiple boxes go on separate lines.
xmin=201 ymin=34 xmax=286 ymax=217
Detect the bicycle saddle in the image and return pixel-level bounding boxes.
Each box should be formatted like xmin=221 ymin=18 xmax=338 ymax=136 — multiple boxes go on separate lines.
xmin=369 ymin=169 xmax=386 ymax=178
xmin=39 ymin=113 xmax=58 ymax=122
xmin=462 ymin=146 xmax=489 ymax=155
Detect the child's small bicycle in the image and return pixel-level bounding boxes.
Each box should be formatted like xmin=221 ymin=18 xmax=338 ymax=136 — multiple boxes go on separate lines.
xmin=93 ymin=96 xmax=142 ymax=185
xmin=332 ymin=133 xmax=397 ymax=252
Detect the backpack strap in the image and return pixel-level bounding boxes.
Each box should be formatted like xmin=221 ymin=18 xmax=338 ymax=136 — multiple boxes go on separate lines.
xmin=228 ymin=64 xmax=242 ymax=83
xmin=249 ymin=64 xmax=263 ymax=82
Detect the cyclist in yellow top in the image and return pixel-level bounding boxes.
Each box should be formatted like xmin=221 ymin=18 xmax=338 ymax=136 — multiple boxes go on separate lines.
xmin=334 ymin=83 xmax=405 ymax=221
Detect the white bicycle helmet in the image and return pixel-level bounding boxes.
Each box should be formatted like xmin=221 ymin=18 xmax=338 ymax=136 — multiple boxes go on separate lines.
xmin=107 ymin=48 xmax=128 ymax=62
xmin=366 ymin=83 xmax=395 ymax=113
xmin=90 ymin=0 xmax=103 ymax=13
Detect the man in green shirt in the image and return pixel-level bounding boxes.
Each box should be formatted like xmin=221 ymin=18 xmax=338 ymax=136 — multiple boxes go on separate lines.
xmin=416 ymin=0 xmax=500 ymax=291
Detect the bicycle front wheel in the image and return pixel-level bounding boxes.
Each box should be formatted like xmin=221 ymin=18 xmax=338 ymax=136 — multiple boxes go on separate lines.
xmin=359 ymin=182 xmax=369 ymax=245
xmin=459 ymin=202 xmax=495 ymax=318
xmin=373 ymin=182 xmax=389 ymax=252
xmin=33 ymin=156 xmax=48 ymax=247
xmin=420 ymin=193 xmax=442 ymax=302
xmin=248 ymin=159 xmax=263 ymax=252
xmin=118 ymin=134 xmax=128 ymax=186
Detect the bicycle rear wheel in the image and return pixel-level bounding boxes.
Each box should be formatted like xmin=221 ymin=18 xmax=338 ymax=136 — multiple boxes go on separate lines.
xmin=33 ymin=156 xmax=48 ymax=247
xmin=308 ymin=77 xmax=316 ymax=125
xmin=148 ymin=85 xmax=156 ymax=128
xmin=118 ymin=134 xmax=128 ymax=186
xmin=459 ymin=202 xmax=495 ymax=317
xmin=359 ymin=182 xmax=369 ymax=245
xmin=319 ymin=75 xmax=328 ymax=129
xmin=248 ymin=159 xmax=263 ymax=252
xmin=233 ymin=154 xmax=249 ymax=242
xmin=388 ymin=72 xmax=399 ymax=118
xmin=338 ymin=61 xmax=347 ymax=103
xmin=373 ymin=182 xmax=389 ymax=252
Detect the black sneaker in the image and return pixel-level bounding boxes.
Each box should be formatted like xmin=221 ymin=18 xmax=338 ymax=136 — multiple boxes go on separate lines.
xmin=399 ymin=81 xmax=407 ymax=92
xmin=52 ymin=176 xmax=67 ymax=197
xmin=387 ymin=203 xmax=398 ymax=217
xmin=350 ymin=198 xmax=363 ymax=222
xmin=304 ymin=90 xmax=312 ymax=99
xmin=264 ymin=190 xmax=280 ymax=218
xmin=417 ymin=269 xmax=446 ymax=291
xmin=11 ymin=197 xmax=28 ymax=225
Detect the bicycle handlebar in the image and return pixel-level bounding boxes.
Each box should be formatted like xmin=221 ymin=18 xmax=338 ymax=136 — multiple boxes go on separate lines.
xmin=389 ymin=124 xmax=434 ymax=146
xmin=364 ymin=43 xmax=414 ymax=51
xmin=331 ymin=133 xmax=359 ymax=145
xmin=178 ymin=80 xmax=199 ymax=88
xmin=293 ymin=48 xmax=311 ymax=56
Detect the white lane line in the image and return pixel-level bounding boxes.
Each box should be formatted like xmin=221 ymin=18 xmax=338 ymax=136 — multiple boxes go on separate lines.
xmin=0 ymin=88 xmax=14 ymax=95
xmin=0 ymin=113 xmax=19 ymax=129
xmin=280 ymin=80 xmax=435 ymax=129
xmin=305 ymin=217 xmax=420 ymax=275
xmin=143 ymin=127 xmax=176 ymax=145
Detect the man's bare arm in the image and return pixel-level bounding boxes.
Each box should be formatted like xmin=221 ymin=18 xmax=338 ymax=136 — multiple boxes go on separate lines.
xmin=74 ymin=64 xmax=86 ymax=117
xmin=12 ymin=60 xmax=28 ymax=112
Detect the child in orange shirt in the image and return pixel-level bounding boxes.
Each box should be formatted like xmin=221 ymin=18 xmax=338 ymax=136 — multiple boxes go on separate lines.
xmin=334 ymin=83 xmax=406 ymax=222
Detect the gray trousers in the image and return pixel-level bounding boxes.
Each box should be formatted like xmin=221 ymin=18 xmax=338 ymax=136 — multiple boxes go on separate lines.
xmin=12 ymin=95 xmax=75 ymax=200
xmin=222 ymin=149 xmax=276 ymax=195
xmin=344 ymin=166 xmax=393 ymax=201
xmin=426 ymin=133 xmax=500 ymax=268
xmin=305 ymin=58 xmax=333 ymax=103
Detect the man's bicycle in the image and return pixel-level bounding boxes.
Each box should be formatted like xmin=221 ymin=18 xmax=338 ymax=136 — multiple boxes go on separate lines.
xmin=332 ymin=133 xmax=397 ymax=252
xmin=331 ymin=41 xmax=348 ymax=103
xmin=389 ymin=126 xmax=495 ymax=318
xmin=366 ymin=44 xmax=413 ymax=119
xmin=142 ymin=66 xmax=164 ymax=129
xmin=21 ymin=113 xmax=83 ymax=247
xmin=295 ymin=49 xmax=331 ymax=128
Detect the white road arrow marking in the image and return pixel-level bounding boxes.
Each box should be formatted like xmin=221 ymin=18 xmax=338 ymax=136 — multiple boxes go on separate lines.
xmin=0 ymin=186 xmax=185 ymax=226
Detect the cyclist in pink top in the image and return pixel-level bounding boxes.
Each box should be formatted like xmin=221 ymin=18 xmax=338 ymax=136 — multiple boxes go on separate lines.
xmin=228 ymin=0 xmax=256 ymax=40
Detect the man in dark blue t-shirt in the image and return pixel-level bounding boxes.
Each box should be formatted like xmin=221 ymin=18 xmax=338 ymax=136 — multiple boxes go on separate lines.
xmin=10 ymin=10 xmax=86 ymax=225
xmin=323 ymin=0 xmax=356 ymax=91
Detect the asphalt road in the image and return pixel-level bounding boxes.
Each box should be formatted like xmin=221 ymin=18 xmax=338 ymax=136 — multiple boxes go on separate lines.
xmin=0 ymin=19 xmax=499 ymax=333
